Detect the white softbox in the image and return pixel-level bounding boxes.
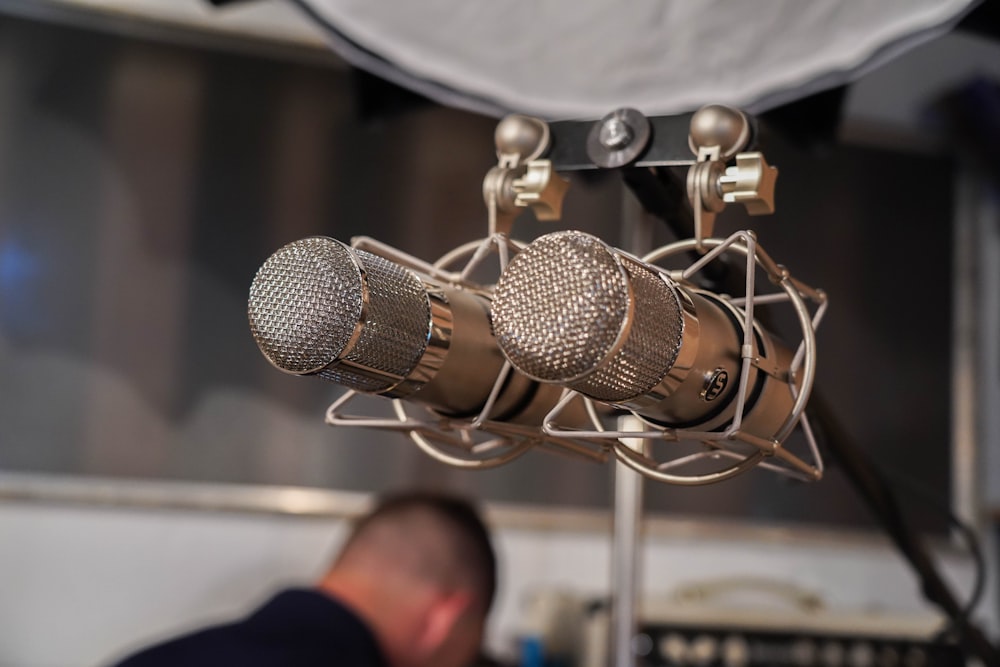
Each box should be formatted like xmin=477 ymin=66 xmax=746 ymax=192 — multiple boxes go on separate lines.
xmin=293 ymin=0 xmax=977 ymax=118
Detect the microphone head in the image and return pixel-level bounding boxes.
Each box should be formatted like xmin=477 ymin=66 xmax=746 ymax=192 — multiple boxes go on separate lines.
xmin=492 ymin=231 xmax=685 ymax=403
xmin=248 ymin=236 xmax=431 ymax=393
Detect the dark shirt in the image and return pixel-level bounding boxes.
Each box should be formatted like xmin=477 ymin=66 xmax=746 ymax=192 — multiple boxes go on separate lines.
xmin=111 ymin=588 xmax=388 ymax=667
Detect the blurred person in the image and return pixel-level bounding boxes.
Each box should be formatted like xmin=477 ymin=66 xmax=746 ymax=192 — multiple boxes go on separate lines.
xmin=109 ymin=492 xmax=497 ymax=667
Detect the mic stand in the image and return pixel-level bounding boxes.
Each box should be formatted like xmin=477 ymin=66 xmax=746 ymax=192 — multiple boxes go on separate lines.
xmin=609 ymin=191 xmax=659 ymax=667
xmin=611 ymin=418 xmax=644 ymax=667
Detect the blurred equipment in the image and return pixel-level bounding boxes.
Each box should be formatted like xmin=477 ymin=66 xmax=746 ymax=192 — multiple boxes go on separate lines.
xmin=518 ymin=582 xmax=966 ymax=667
xmin=516 ymin=589 xmax=591 ymax=667
xmin=597 ymin=608 xmax=965 ymax=667
xmin=626 ymin=580 xmax=964 ymax=667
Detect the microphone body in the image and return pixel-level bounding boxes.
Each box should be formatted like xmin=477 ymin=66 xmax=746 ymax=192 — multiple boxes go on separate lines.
xmin=492 ymin=231 xmax=800 ymax=438
xmin=248 ymin=236 xmax=569 ymax=425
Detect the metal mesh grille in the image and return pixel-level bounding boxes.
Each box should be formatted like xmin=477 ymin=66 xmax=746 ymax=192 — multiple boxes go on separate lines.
xmin=494 ymin=231 xmax=630 ymax=383
xmin=318 ymin=365 xmax=402 ymax=394
xmin=573 ymin=254 xmax=683 ymax=402
xmin=493 ymin=231 xmax=684 ymax=403
xmin=248 ymin=237 xmax=363 ymax=374
xmin=332 ymin=248 xmax=430 ymax=392
xmin=248 ymin=237 xmax=431 ymax=394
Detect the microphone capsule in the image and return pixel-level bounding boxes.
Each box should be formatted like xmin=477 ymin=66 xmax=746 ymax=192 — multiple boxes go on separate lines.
xmin=492 ymin=230 xmax=687 ymax=403
xmin=248 ymin=236 xmax=566 ymax=422
xmin=248 ymin=236 xmax=432 ymax=395
xmin=493 ymin=230 xmax=801 ymax=438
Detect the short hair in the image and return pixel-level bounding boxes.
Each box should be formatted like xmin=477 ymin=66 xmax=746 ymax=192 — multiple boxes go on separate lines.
xmin=339 ymin=492 xmax=497 ymax=613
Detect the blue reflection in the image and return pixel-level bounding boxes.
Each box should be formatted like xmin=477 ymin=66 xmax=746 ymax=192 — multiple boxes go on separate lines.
xmin=0 ymin=240 xmax=38 ymax=285
xmin=0 ymin=238 xmax=42 ymax=332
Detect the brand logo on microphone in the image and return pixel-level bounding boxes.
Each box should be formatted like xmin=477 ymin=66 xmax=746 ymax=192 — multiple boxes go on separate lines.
xmin=701 ymin=369 xmax=729 ymax=401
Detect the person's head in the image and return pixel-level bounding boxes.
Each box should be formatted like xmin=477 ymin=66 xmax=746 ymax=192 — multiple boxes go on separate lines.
xmin=318 ymin=492 xmax=496 ymax=667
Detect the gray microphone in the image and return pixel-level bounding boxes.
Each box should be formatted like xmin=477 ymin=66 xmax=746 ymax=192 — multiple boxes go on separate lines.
xmin=492 ymin=230 xmax=800 ymax=437
xmin=248 ymin=236 xmax=569 ymax=424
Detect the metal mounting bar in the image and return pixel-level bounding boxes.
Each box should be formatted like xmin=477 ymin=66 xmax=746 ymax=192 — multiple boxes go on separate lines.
xmin=544 ymin=111 xmax=759 ymax=171
xmin=545 ymin=113 xmax=694 ymax=170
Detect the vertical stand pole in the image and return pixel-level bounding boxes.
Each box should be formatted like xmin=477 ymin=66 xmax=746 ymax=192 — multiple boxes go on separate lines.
xmin=611 ymin=416 xmax=645 ymax=667
xmin=610 ymin=188 xmax=654 ymax=667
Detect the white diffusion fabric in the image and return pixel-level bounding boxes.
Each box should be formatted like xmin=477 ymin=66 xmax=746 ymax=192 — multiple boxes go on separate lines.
xmin=294 ymin=0 xmax=976 ymax=118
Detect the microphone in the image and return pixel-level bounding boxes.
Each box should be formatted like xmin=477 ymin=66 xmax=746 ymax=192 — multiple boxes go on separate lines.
xmin=492 ymin=230 xmax=801 ymax=440
xmin=247 ymin=236 xmax=571 ymax=426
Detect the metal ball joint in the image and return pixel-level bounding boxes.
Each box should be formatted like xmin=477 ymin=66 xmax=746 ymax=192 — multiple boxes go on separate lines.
xmin=688 ymin=104 xmax=752 ymax=160
xmin=494 ymin=114 xmax=550 ymax=165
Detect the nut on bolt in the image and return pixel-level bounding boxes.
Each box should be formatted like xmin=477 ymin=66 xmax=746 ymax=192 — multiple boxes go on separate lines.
xmin=586 ymin=108 xmax=651 ymax=169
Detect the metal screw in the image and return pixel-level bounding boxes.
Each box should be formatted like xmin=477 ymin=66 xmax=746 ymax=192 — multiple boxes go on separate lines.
xmin=599 ymin=117 xmax=633 ymax=149
xmin=586 ymin=108 xmax=650 ymax=168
